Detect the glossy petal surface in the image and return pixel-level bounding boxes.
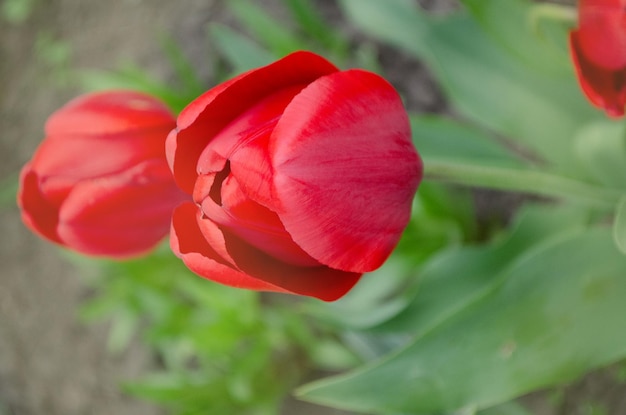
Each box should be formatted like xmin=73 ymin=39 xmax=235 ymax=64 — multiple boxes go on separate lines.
xmin=167 ymin=51 xmax=338 ymax=194
xmin=167 ymin=52 xmax=421 ymax=300
xmin=200 ymin=173 xmax=319 ymax=266
xmin=269 ymin=70 xmax=421 ymax=272
xmin=171 ymin=203 xmax=362 ymax=301
xmin=570 ymin=31 xmax=626 ymax=117
xmin=57 ymin=160 xmax=185 ymax=258
xmin=18 ymin=165 xmax=63 ymax=244
xmin=35 ymin=90 xmax=173 ymax=182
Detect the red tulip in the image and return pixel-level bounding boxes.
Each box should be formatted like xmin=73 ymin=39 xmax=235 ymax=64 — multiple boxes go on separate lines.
xmin=569 ymin=0 xmax=626 ymax=117
xmin=167 ymin=51 xmax=422 ymax=301
xmin=18 ymin=90 xmax=187 ymax=258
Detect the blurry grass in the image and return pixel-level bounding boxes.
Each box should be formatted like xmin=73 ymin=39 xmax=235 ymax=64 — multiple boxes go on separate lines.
xmin=35 ymin=32 xmax=72 ymax=86
xmin=0 ymin=174 xmax=18 ymax=209
xmin=1 ymin=0 xmax=37 ymax=23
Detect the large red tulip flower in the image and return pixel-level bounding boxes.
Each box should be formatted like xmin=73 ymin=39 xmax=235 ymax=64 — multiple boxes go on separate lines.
xmin=167 ymin=51 xmax=422 ymax=301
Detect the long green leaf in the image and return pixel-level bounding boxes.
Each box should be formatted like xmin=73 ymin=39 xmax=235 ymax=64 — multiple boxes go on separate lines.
xmin=208 ymin=23 xmax=275 ymax=74
xmin=158 ymin=33 xmax=205 ymax=96
xmin=299 ymin=212 xmax=626 ymax=414
xmin=0 ymin=173 xmax=18 ymax=208
xmin=282 ymin=0 xmax=346 ymax=52
xmin=459 ymin=0 xmax=571 ymax=75
xmin=411 ymin=115 xmax=526 ymax=168
xmin=574 ymin=121 xmax=626 ymax=190
xmin=375 ymin=204 xmax=592 ymax=335
xmin=228 ymin=0 xmax=303 ymax=56
xmin=613 ymin=196 xmax=626 ymax=254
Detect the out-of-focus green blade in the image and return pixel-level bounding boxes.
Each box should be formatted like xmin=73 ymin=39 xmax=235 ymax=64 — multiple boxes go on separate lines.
xmin=299 ymin=209 xmax=626 ymax=414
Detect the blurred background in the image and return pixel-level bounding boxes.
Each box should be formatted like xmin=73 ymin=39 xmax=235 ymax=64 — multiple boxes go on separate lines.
xmin=3 ymin=0 xmax=626 ymax=415
xmin=1 ymin=1 xmax=436 ymax=413
xmin=1 ymin=3 xmax=220 ymax=414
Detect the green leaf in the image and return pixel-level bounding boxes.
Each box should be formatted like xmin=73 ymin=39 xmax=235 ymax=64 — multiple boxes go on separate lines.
xmin=410 ymin=181 xmax=476 ymax=239
xmin=395 ymin=183 xmax=474 ymax=266
xmin=613 ymin=196 xmax=626 ymax=254
xmin=107 ymin=311 xmax=139 ymax=354
xmin=411 ymin=115 xmax=526 ymax=168
xmin=309 ymin=338 xmax=362 ymax=371
xmin=374 ymin=203 xmax=592 ymax=335
xmin=339 ymin=0 xmax=429 ymax=58
xmin=282 ymin=0 xmax=347 ymax=52
xmin=478 ymin=401 xmax=533 ymax=415
xmin=123 ymin=373 xmax=215 ymax=404
xmin=298 ymin=209 xmax=626 ymax=414
xmin=0 ymin=173 xmax=18 ymax=208
xmin=208 ymin=23 xmax=275 ymax=74
xmin=227 ymin=0 xmax=303 ymax=56
xmin=459 ymin=0 xmax=572 ymax=75
xmin=158 ymin=33 xmax=205 ymax=96
xmin=78 ymin=293 xmax=122 ymax=322
xmin=574 ymin=121 xmax=626 ymax=190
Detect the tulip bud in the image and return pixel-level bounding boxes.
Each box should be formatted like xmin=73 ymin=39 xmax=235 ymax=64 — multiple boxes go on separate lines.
xmin=18 ymin=90 xmax=187 ymax=258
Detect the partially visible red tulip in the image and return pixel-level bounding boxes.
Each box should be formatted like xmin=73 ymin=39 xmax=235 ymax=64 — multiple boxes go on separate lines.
xmin=18 ymin=90 xmax=187 ymax=258
xmin=569 ymin=0 xmax=626 ymax=117
xmin=167 ymin=51 xmax=422 ymax=301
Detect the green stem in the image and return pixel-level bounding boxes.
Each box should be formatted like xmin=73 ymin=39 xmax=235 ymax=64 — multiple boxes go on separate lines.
xmin=528 ymin=3 xmax=577 ymax=34
xmin=424 ymin=161 xmax=622 ymax=208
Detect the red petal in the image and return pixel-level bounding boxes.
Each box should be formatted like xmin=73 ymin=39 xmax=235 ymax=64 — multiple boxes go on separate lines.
xmin=17 ymin=164 xmax=63 ymax=244
xmin=570 ymin=30 xmax=626 ymax=117
xmin=171 ymin=203 xmax=362 ymax=301
xmin=32 ymin=126 xmax=172 ymax=186
xmin=57 ymin=160 xmax=187 ymax=258
xmin=228 ymin=128 xmax=275 ymax=208
xmin=576 ymin=0 xmax=626 ymax=70
xmin=200 ymin=173 xmax=319 ymax=266
xmin=45 ymin=90 xmax=175 ymax=137
xmin=189 ymin=84 xmax=322 ymax=266
xmin=170 ymin=202 xmax=287 ymax=291
xmin=34 ymin=90 xmax=174 ymax=183
xmin=168 ymin=51 xmax=338 ymax=194
xmin=195 ymin=85 xmax=303 ymax=176
xmin=269 ymin=69 xmax=422 ymax=272
xmin=200 ymin=85 xmax=304 ymax=208
xmin=220 ymin=225 xmax=363 ymax=301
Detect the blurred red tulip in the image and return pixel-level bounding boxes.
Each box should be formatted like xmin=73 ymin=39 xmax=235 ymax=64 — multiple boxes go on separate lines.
xmin=18 ymin=90 xmax=187 ymax=258
xmin=570 ymin=0 xmax=626 ymax=117
xmin=167 ymin=51 xmax=422 ymax=301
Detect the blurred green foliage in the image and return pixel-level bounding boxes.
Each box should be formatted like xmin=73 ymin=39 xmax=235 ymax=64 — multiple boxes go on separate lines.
xmin=80 ymin=247 xmax=351 ymax=415
xmin=35 ymin=32 xmax=72 ymax=86
xmin=53 ymin=0 xmax=626 ymax=414
xmin=1 ymin=0 xmax=36 ymax=23
xmin=0 ymin=173 xmax=18 ymax=208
